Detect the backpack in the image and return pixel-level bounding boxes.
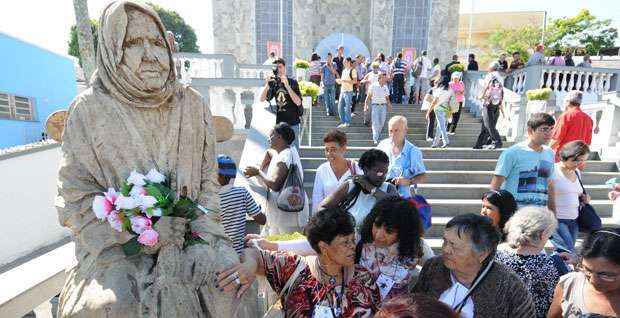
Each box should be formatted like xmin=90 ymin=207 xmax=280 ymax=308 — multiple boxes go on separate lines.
xmin=276 ymin=163 xmax=306 ymax=212
xmin=409 ymin=194 xmax=432 ymax=231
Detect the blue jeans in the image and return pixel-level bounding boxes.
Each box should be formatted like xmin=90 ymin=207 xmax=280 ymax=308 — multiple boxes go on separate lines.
xmin=433 ymin=110 xmax=449 ymax=146
xmin=323 ymin=84 xmax=336 ymax=115
xmin=371 ymin=104 xmax=387 ymax=143
xmin=291 ymin=124 xmax=301 ymax=149
xmin=338 ymin=91 xmax=353 ymax=124
xmin=550 ymin=218 xmax=579 ymax=253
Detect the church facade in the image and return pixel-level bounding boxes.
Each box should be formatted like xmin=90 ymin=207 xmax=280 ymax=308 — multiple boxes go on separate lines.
xmin=213 ymin=0 xmax=459 ymax=66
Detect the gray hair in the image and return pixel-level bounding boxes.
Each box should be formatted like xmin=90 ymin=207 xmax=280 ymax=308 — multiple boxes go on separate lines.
xmin=446 ymin=214 xmax=501 ymax=254
xmin=505 ymin=206 xmax=558 ymax=248
xmin=388 ymin=115 xmax=408 ymax=129
xmin=488 ymin=61 xmax=500 ymax=71
xmin=564 ymin=90 xmax=583 ymax=106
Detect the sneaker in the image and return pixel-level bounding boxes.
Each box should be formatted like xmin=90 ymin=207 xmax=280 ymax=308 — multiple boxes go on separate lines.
xmin=441 ymin=142 xmax=450 ymax=148
xmin=426 ymin=138 xmax=433 ymax=142
xmin=430 ymin=143 xmax=440 ymax=148
xmin=351 ymin=112 xmax=357 ymax=117
xmin=343 ymin=123 xmax=350 ymax=128
xmin=336 ymin=123 xmax=346 ymax=128
xmin=483 ymin=144 xmax=496 ymax=150
xmin=472 ymin=146 xmax=482 ymax=150
xmin=448 ymin=132 xmax=456 ymax=136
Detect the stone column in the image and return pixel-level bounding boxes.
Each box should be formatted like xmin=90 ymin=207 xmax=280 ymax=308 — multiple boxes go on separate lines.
xmin=293 ymin=0 xmax=318 ymax=60
xmin=427 ymin=0 xmax=460 ymax=66
xmin=212 ymin=0 xmax=257 ymax=63
xmin=369 ymin=0 xmax=394 ymax=57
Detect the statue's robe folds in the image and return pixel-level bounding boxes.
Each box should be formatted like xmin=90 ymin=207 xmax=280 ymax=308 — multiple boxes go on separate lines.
xmin=55 ymin=84 xmax=257 ymax=317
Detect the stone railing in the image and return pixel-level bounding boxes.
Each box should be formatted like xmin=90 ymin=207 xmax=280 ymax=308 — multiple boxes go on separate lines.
xmin=173 ymin=53 xmax=238 ymax=82
xmin=464 ymin=65 xmax=620 ymax=142
xmin=238 ymin=64 xmax=273 ymax=79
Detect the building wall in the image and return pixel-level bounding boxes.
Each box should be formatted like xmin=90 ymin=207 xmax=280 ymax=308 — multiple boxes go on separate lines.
xmin=0 ymin=146 xmax=70 ymax=267
xmin=369 ymin=0 xmax=394 ymax=57
xmin=212 ymin=0 xmax=257 ymax=64
xmin=0 ymin=33 xmax=77 ymax=149
xmin=427 ymin=0 xmax=460 ymax=66
xmin=392 ymin=0 xmax=431 ymax=55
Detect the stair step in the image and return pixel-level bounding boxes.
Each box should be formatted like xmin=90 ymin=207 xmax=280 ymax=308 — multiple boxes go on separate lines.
xmin=320 ymin=140 xmax=513 ymax=147
xmin=299 ymin=147 xmax=504 ymax=159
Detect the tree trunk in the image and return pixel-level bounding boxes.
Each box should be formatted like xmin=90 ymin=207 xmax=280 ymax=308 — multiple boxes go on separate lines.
xmin=73 ymin=0 xmax=96 ymax=85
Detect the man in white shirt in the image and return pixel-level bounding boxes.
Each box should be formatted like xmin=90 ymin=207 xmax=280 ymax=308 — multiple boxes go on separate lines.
xmin=412 ymin=50 xmax=431 ymax=105
xmin=365 ymin=73 xmax=392 ymax=144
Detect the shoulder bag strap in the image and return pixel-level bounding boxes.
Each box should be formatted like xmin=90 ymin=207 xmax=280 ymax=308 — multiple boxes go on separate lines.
xmin=347 ymin=160 xmax=357 ymax=176
xmin=454 ymin=256 xmax=494 ymax=313
xmin=575 ymin=170 xmax=587 ymax=195
xmin=278 ymin=259 xmax=306 ymax=303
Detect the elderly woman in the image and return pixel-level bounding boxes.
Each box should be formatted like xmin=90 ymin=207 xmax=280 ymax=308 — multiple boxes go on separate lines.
xmin=55 ymin=1 xmax=251 ymax=316
xmin=480 ymin=189 xmax=517 ymax=235
xmin=244 ymin=122 xmax=308 ymax=235
xmin=320 ymin=149 xmax=397 ymax=226
xmin=495 ymin=206 xmax=561 ymax=318
xmin=548 ymin=228 xmax=620 ymax=317
xmin=376 ymin=116 xmax=427 ymax=199
xmin=311 ymin=130 xmax=362 ymax=212
xmin=412 ymin=214 xmax=535 ymax=318
xmin=248 ymin=196 xmax=434 ymax=301
xmin=217 ymin=207 xmax=380 ymax=317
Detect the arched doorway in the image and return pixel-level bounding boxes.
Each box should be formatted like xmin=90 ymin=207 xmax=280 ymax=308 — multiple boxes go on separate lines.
xmin=314 ymin=33 xmax=370 ymax=60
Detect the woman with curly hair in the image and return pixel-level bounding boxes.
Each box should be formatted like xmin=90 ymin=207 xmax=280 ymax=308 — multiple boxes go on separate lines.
xmin=357 ymin=196 xmax=434 ymax=300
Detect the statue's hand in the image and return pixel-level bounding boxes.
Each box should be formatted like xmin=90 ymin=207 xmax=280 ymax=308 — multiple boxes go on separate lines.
xmin=154 ymin=216 xmax=187 ymax=248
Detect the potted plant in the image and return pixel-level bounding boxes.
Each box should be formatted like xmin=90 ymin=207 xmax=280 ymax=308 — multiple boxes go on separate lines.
xmin=299 ymin=81 xmax=320 ymax=109
xmin=294 ymin=59 xmax=310 ymax=81
xmin=447 ymin=63 xmax=465 ymax=74
xmin=525 ymin=88 xmax=554 ymax=115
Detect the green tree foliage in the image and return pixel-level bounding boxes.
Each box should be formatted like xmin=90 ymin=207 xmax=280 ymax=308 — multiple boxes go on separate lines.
xmin=485 ymin=9 xmax=617 ymax=61
xmin=68 ymin=3 xmax=199 ymax=62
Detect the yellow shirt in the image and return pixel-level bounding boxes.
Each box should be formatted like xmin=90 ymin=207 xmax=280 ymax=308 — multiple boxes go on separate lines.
xmin=340 ymin=68 xmax=357 ymax=92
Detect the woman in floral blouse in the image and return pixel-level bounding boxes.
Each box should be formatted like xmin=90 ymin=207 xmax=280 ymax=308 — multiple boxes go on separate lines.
xmin=218 ymin=207 xmax=380 ymax=318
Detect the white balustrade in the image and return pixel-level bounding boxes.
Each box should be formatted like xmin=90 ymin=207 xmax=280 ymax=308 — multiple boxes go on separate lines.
xmin=540 ymin=67 xmax=618 ymax=95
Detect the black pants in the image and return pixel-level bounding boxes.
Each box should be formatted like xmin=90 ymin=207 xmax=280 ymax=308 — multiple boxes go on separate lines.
xmin=474 ymin=105 xmax=502 ymax=148
xmin=447 ymin=102 xmax=463 ymax=133
xmin=335 ymin=83 xmax=341 ymax=101
xmin=392 ymin=74 xmax=405 ymax=104
xmin=426 ymin=110 xmax=436 ymax=139
xmin=351 ymin=85 xmax=359 ymax=113
xmin=408 ymin=85 xmax=415 ymax=104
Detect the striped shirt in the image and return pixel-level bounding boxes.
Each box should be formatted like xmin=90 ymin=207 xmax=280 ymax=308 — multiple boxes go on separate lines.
xmin=392 ymin=58 xmax=407 ymax=76
xmin=219 ymin=184 xmax=261 ymax=255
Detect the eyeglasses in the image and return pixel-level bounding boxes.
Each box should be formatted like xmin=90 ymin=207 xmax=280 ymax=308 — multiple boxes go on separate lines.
xmin=537 ymin=127 xmax=554 ymax=133
xmin=578 ymin=263 xmax=619 ymax=282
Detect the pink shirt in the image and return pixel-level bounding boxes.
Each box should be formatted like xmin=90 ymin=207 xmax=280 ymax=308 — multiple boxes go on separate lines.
xmin=449 ymin=81 xmax=465 ymax=102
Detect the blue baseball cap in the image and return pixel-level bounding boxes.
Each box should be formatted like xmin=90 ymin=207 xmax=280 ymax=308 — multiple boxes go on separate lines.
xmin=217 ymin=154 xmax=237 ymax=178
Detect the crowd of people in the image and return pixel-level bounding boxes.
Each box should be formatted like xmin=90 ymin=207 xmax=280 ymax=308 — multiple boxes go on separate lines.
xmin=206 ymin=47 xmax=617 ymax=317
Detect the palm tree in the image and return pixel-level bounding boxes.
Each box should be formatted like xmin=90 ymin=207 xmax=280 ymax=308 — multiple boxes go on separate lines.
xmin=73 ymin=0 xmax=96 ymax=85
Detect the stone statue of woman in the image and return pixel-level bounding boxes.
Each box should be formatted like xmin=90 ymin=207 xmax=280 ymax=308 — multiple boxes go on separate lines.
xmin=55 ymin=1 xmax=255 ymax=317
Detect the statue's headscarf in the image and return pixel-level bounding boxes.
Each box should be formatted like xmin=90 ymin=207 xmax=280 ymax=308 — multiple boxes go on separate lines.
xmin=94 ymin=0 xmax=177 ymax=108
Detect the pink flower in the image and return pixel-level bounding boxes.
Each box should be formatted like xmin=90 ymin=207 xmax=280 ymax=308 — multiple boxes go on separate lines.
xmin=92 ymin=188 xmax=118 ymax=220
xmin=130 ymin=216 xmax=152 ymax=234
xmin=138 ymin=228 xmax=159 ymax=246
xmin=107 ymin=210 xmax=123 ymax=232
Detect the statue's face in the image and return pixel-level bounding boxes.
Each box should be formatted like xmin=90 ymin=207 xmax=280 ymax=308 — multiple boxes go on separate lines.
xmin=122 ymin=9 xmax=170 ymax=91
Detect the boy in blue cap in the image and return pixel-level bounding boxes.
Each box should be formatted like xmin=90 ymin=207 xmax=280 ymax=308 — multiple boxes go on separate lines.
xmin=217 ymin=154 xmax=266 ymax=256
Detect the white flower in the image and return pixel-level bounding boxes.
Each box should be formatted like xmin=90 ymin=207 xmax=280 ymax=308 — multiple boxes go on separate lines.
xmin=145 ymin=169 xmax=166 ymax=183
xmin=129 ymin=185 xmax=147 ymax=198
xmin=115 ymin=194 xmax=139 ymax=210
xmin=127 ymin=170 xmax=146 ymax=187
xmin=138 ymin=195 xmax=158 ymax=210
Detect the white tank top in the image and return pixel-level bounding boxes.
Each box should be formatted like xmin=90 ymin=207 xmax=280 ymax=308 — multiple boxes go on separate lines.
xmin=550 ymin=164 xmax=582 ymax=220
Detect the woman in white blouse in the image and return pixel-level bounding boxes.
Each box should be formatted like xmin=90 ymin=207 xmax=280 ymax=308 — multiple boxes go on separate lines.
xmin=312 ymin=129 xmax=363 ymax=212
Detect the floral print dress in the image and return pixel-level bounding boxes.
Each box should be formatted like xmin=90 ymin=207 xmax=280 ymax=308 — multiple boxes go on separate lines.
xmin=358 ymin=243 xmax=420 ymax=301
xmin=260 ymin=250 xmax=380 ymax=318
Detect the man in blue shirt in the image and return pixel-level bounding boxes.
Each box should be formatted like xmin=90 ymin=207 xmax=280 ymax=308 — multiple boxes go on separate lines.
xmin=321 ymin=52 xmax=338 ymax=116
xmin=491 ymin=113 xmax=556 ymax=209
xmin=376 ymin=115 xmax=427 ymax=198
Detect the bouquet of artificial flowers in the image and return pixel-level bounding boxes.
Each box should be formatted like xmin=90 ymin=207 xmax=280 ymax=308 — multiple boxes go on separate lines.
xmin=92 ymin=169 xmax=203 ymax=255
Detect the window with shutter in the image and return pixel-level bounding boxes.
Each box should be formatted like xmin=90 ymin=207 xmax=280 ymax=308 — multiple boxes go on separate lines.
xmin=0 ymin=92 xmax=35 ymax=121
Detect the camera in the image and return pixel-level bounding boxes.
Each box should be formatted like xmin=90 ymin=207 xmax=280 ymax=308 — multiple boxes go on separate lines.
xmin=272 ymin=67 xmax=281 ymax=85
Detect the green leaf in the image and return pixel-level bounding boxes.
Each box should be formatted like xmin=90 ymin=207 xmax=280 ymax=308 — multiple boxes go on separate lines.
xmin=173 ymin=197 xmax=197 ymax=219
xmin=121 ymin=182 xmax=132 ymax=197
xmin=122 ymin=237 xmax=142 ymax=256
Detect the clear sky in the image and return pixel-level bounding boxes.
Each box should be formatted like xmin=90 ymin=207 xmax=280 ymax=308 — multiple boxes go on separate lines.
xmin=1 ymin=0 xmax=618 ymax=57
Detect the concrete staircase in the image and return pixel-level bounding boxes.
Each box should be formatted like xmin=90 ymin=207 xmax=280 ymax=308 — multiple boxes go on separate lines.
xmin=300 ymin=104 xmax=618 ymax=251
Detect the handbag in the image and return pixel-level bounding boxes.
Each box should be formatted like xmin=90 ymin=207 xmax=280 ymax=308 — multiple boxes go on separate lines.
xmin=263 ymin=259 xmax=306 ymax=318
xmin=575 ymin=171 xmax=602 ymax=233
xmin=276 ymin=163 xmax=306 ymax=212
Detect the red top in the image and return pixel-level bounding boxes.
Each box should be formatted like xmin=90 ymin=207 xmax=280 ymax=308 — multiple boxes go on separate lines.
xmin=552 ymin=107 xmax=593 ymax=161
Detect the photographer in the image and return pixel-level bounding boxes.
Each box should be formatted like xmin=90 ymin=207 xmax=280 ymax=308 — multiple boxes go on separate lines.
xmin=260 ymin=58 xmax=303 ymax=148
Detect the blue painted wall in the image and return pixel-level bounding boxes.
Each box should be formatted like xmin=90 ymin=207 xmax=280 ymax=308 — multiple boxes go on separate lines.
xmin=0 ymin=32 xmax=77 ymax=148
